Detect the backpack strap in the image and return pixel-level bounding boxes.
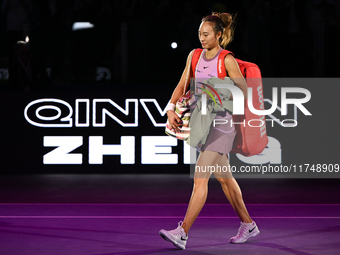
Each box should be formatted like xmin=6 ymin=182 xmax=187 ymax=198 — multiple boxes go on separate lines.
xmin=217 ymin=50 xmax=234 ymax=78
xmin=191 ymin=49 xmax=203 ymax=78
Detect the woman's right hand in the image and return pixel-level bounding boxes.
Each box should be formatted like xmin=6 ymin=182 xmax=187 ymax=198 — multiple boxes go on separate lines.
xmin=167 ymin=110 xmax=182 ymax=132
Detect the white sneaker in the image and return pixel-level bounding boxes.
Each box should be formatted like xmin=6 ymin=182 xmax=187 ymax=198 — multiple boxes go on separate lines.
xmin=159 ymin=221 xmax=188 ymax=250
xmin=229 ymin=221 xmax=260 ymax=243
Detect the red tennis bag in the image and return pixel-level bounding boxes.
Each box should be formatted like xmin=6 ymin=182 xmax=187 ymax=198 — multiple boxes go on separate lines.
xmin=191 ymin=49 xmax=268 ymax=156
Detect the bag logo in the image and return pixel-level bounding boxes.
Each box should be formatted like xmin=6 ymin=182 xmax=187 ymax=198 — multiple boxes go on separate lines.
xmin=218 ymin=59 xmax=222 ymax=74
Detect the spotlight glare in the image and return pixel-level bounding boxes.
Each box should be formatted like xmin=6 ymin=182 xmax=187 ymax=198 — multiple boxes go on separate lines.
xmin=72 ymin=22 xmax=95 ymax=31
xmin=171 ymin=42 xmax=178 ymax=49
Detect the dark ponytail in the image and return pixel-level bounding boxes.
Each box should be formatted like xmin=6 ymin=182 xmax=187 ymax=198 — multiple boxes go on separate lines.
xmin=202 ymin=12 xmax=235 ymax=48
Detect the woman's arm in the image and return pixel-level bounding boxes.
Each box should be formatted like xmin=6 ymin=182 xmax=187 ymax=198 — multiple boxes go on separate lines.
xmin=224 ymin=54 xmax=248 ymax=99
xmin=167 ymin=50 xmax=194 ymax=131
xmin=169 ymin=50 xmax=194 ymax=104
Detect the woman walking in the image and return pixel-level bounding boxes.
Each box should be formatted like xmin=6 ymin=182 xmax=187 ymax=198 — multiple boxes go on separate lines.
xmin=159 ymin=12 xmax=260 ymax=250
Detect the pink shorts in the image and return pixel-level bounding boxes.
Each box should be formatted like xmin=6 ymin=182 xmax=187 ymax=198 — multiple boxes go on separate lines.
xmin=201 ymin=111 xmax=236 ymax=155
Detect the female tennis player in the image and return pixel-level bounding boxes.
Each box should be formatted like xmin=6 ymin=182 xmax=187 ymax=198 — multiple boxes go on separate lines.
xmin=159 ymin=12 xmax=260 ymax=250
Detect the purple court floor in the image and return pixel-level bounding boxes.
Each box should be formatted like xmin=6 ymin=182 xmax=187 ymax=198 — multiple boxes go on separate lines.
xmin=0 ymin=174 xmax=339 ymax=255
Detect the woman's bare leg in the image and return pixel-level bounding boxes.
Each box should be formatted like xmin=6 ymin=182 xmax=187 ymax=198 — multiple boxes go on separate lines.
xmin=214 ymin=154 xmax=252 ymax=223
xmin=181 ymin=150 xmax=222 ymax=234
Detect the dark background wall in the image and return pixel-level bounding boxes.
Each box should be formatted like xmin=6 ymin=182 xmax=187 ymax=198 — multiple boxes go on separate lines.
xmin=1 ymin=0 xmax=339 ymax=90
xmin=0 ymin=0 xmax=339 ymax=174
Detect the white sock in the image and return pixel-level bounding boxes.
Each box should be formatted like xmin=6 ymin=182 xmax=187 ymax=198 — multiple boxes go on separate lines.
xmin=244 ymin=221 xmax=254 ymax=227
